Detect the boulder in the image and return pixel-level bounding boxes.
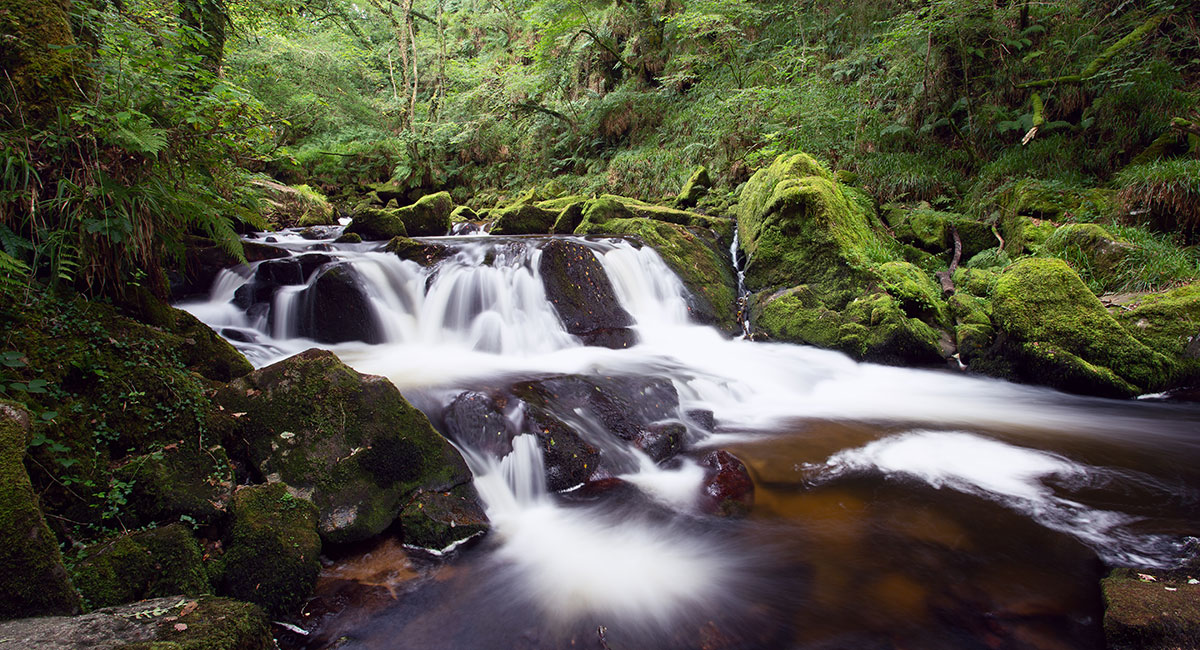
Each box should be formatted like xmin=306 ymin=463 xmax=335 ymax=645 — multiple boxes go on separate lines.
xmin=0 ymin=402 xmax=80 ymax=619
xmin=450 ymin=205 xmax=479 ymax=222
xmin=1102 ymin=568 xmax=1200 ymax=649
xmin=296 ymin=263 xmax=383 ymax=344
xmin=170 ymin=238 xmax=288 ymax=300
xmin=345 ymin=208 xmax=408 ymax=241
xmin=397 ymin=485 xmax=489 ymax=551
xmin=114 ymin=443 xmax=234 ymax=527
xmin=253 ymin=180 xmax=334 ymax=229
xmin=169 ymin=308 xmax=254 ymax=382
xmin=492 ymin=203 xmax=559 ymax=235
xmin=973 ymin=258 xmax=1172 ymax=397
xmin=71 ymin=524 xmax=210 ymax=609
xmin=0 ymin=596 xmax=273 ymax=650
xmin=442 ymin=391 xmax=515 ymax=458
xmin=881 ymin=205 xmax=997 ymax=261
xmin=219 ymin=483 xmax=321 ymax=616
xmin=1116 ymin=283 xmax=1200 ymax=387
xmin=699 ymin=450 xmax=754 ymax=517
xmin=675 ymin=166 xmax=711 ymax=208
xmin=1042 ymin=223 xmax=1134 ymax=291
xmin=399 ymin=191 xmax=454 ymax=236
xmin=538 ymin=239 xmax=636 ymax=348
xmin=215 ymin=350 xmax=475 ymax=544
xmin=385 ymin=236 xmax=452 ymax=267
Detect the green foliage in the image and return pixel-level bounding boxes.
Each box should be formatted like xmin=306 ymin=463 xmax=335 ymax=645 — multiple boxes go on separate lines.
xmin=1116 ymin=159 xmax=1200 ymax=241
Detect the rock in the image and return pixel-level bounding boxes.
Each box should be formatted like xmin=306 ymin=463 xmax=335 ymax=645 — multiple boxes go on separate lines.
xmin=169 ymin=307 xmax=254 ymax=381
xmin=738 ymin=152 xmax=949 ymax=364
xmin=442 ymin=391 xmax=515 ymax=458
xmin=0 ymin=596 xmax=273 ymax=650
xmin=0 ymin=402 xmax=80 ymax=619
xmin=675 ymin=166 xmax=711 ymax=208
xmin=215 ymin=350 xmax=474 ymax=544
xmin=965 ymin=247 xmax=1011 ymax=270
xmin=296 ymin=263 xmax=383 ymax=344
xmin=537 ymin=239 xmax=636 ymax=348
xmin=634 ymin=422 xmax=686 ymax=462
xmin=699 ymin=450 xmax=754 ymax=517
xmin=397 ymin=485 xmax=489 ymax=551
xmin=881 ymin=205 xmax=997 ymax=261
xmin=71 ymin=524 xmax=210 ymax=609
xmin=549 ymin=201 xmax=587 ymax=234
xmin=345 ymin=207 xmax=408 ymax=241
xmin=170 ymin=238 xmax=288 ymax=300
xmin=1115 ymin=283 xmax=1200 ymax=388
xmin=219 ymin=483 xmax=321 ymax=616
xmin=450 ymin=205 xmax=479 ymax=222
xmin=522 ymin=402 xmax=604 ymax=492
xmin=1042 ymin=223 xmax=1134 ymax=291
xmin=114 ymin=443 xmax=234 ymax=527
xmin=253 ymin=180 xmax=335 ymax=229
xmin=973 ymin=258 xmax=1172 ymax=397
xmin=385 ymin=236 xmax=451 ymax=267
xmin=1102 ymin=568 xmax=1200 ymax=650
xmin=399 ymin=191 xmax=454 ymax=236
xmin=573 ymin=207 xmax=739 ymax=332
xmin=334 ymin=232 xmax=362 ymax=244
xmin=492 ymin=203 xmax=560 ymax=235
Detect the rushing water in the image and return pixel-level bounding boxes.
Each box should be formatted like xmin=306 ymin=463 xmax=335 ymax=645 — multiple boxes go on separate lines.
xmin=180 ymin=228 xmax=1200 ymax=650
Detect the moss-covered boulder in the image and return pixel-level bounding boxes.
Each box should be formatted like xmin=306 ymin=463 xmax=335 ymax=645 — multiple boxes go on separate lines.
xmin=0 ymin=401 xmax=80 ymax=619
xmin=675 ymin=166 xmax=711 ymax=208
xmin=0 ymin=0 xmax=90 ymax=125
xmin=219 ymin=483 xmax=321 ymax=616
xmin=450 ymin=205 xmax=479 ymax=222
xmin=737 ymin=152 xmax=949 ymax=364
xmin=1116 ymin=283 xmax=1200 ymax=387
xmin=215 ymin=349 xmax=474 ymax=544
xmin=573 ymin=208 xmax=739 ymax=332
xmin=71 ymin=524 xmax=210 ymax=609
xmin=973 ymin=258 xmax=1172 ymax=397
xmin=385 ymin=236 xmax=451 ymax=267
xmin=170 ymin=308 xmax=254 ymax=382
xmin=492 ymin=203 xmax=560 ymax=235
xmin=397 ymin=485 xmax=488 ymax=552
xmin=397 ymin=191 xmax=454 ymax=236
xmin=115 ymin=443 xmax=234 ymax=527
xmin=0 ymin=596 xmax=273 ymax=650
xmin=600 ymin=194 xmax=733 ymax=241
xmin=253 ymin=180 xmax=335 ymax=229
xmin=345 ymin=207 xmax=407 ymax=241
xmin=1102 ymin=568 xmax=1200 ymax=650
xmin=881 ymin=206 xmax=997 ymax=261
xmin=1042 ymin=223 xmax=1133 ymax=291
xmin=538 ymin=239 xmax=636 ymax=348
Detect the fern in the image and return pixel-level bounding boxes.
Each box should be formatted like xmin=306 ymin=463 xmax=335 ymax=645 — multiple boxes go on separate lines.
xmin=0 ymin=250 xmax=31 ymax=294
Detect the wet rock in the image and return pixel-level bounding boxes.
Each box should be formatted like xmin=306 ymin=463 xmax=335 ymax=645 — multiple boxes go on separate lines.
xmin=634 ymin=422 xmax=686 ymax=462
xmin=443 ymin=391 xmax=514 ymax=458
xmin=334 ymin=232 xmax=362 ymax=244
xmin=71 ymin=524 xmax=210 ymax=609
xmin=538 ymin=239 xmax=636 ymax=348
xmin=516 ymin=374 xmax=680 ymax=443
xmin=215 ymin=350 xmax=475 ymax=544
xmin=522 ymin=402 xmax=604 ymax=492
xmin=397 ymin=484 xmax=489 ymax=551
xmin=699 ymin=450 xmax=754 ymax=517
xmin=219 ymin=483 xmax=322 ymax=616
xmin=1102 ymin=568 xmax=1200 ymax=649
xmin=0 ymin=402 xmax=81 ymax=619
xmin=297 ymin=263 xmax=383 ymax=344
xmin=386 ymin=236 xmax=452 ymax=267
xmin=578 ymin=326 xmax=638 ymax=349
xmin=170 ymin=239 xmax=288 ymax=300
xmin=0 ymin=596 xmax=273 ymax=650
xmin=686 ymin=409 xmax=715 ymax=432
xmin=114 ymin=443 xmax=234 ymax=527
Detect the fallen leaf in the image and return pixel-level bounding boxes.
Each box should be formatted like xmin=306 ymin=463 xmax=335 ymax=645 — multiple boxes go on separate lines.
xmin=174 ymin=623 xmax=188 ymax=631
xmin=1137 ymin=573 xmax=1157 ymax=582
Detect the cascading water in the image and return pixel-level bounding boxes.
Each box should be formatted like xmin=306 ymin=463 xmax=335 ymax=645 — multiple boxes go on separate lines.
xmin=180 ymin=228 xmax=1200 ymax=650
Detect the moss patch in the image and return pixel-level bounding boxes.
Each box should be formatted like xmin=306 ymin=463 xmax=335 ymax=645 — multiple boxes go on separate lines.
xmin=72 ymin=523 xmax=210 ymax=610
xmin=1102 ymin=568 xmax=1200 ymax=650
xmin=345 ymin=208 xmax=407 ymax=241
xmin=1116 ymin=283 xmax=1200 ymax=387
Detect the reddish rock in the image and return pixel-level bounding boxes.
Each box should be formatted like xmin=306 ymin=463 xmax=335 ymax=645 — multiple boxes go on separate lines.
xmin=699 ymin=450 xmax=754 ymax=517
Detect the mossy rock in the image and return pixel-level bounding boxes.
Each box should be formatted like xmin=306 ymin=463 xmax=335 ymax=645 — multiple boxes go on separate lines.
xmin=345 ymin=207 xmax=407 ymax=241
xmin=1102 ymin=568 xmax=1200 ymax=650
xmin=1116 ymin=283 xmax=1200 ymax=387
xmin=385 ymin=236 xmax=451 ymax=267
xmin=215 ymin=349 xmax=474 ymax=544
xmin=965 ymin=247 xmax=1011 ymax=270
xmin=397 ymin=191 xmax=453 ymax=236
xmin=876 ymin=261 xmax=950 ymax=327
xmin=549 ymin=201 xmax=587 ymax=234
xmin=535 ymin=195 xmax=588 ymax=211
xmin=599 ymin=195 xmax=733 ymax=242
xmin=883 ymin=206 xmax=997 ymax=261
xmin=219 ymin=483 xmax=321 ymax=617
xmin=254 ymin=181 xmax=334 ymax=229
xmin=974 ymin=258 xmax=1172 ymax=397
xmin=952 ymin=267 xmax=1001 ymax=297
xmin=0 ymin=596 xmax=273 ymax=650
xmin=675 ymin=166 xmax=711 ymax=208
xmin=0 ymin=0 xmax=90 ymax=125
xmin=491 ymin=203 xmax=559 ymax=235
xmin=1008 ymin=179 xmax=1118 ymax=223
xmin=573 ymin=213 xmax=738 ymax=332
xmin=72 ymin=524 xmax=211 ymax=610
xmin=1042 ymin=223 xmax=1134 ymax=291
xmin=333 ymin=232 xmax=362 ymax=244
xmin=114 ymin=444 xmax=234 ymax=528
xmin=169 ymin=308 xmax=253 ymax=382
xmin=397 ymin=484 xmax=488 ymax=552
xmin=0 ymin=401 xmax=80 ymax=619
xmin=449 ymin=205 xmax=479 ymax=222
xmin=752 ymin=287 xmax=946 ymax=365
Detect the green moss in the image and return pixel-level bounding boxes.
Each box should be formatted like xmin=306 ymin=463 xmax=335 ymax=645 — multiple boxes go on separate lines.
xmin=72 ymin=524 xmax=210 ymax=609
xmin=574 ymin=215 xmax=738 ymax=332
xmin=491 ymin=203 xmax=559 ymax=235
xmin=876 ymin=261 xmax=949 ymax=326
xmin=535 ymin=195 xmax=587 ymax=211
xmin=333 ymin=232 xmax=362 ymax=244
xmin=952 ymin=267 xmax=1001 ymax=297
xmin=0 ymin=0 xmax=89 ymax=125
xmin=980 ymin=258 xmax=1172 ymax=397
xmin=398 ymin=484 xmax=488 ymax=551
xmin=215 ymin=349 xmax=472 ymax=544
xmin=115 ymin=444 xmax=234 ymax=527
xmin=145 ymin=596 xmax=274 ymax=650
xmin=675 ymin=166 xmax=710 ymax=208
xmin=965 ymin=247 xmax=1011 ymax=270
xmin=0 ymin=401 xmax=80 ymax=619
xmin=1102 ymin=568 xmax=1200 ymax=650
xmin=1042 ymin=223 xmax=1133 ymax=292
xmin=219 ymin=484 xmax=320 ymax=617
xmin=1116 ymin=283 xmax=1200 ymax=386
xmin=599 ymin=195 xmax=733 ymax=241
xmin=345 ymin=207 xmax=407 ymax=241
xmin=384 ymin=236 xmax=450 ymax=266
xmin=397 ymin=191 xmax=453 ymax=236
xmin=549 ymin=201 xmax=586 ymax=234
xmin=169 ymin=309 xmax=253 ymax=382
xmin=449 ymin=205 xmax=479 ymax=222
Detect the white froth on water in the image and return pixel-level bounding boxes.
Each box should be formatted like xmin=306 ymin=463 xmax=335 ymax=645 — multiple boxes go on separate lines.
xmin=817 ymin=430 xmax=1183 ymax=566
xmin=619 ymin=454 xmax=708 ymax=511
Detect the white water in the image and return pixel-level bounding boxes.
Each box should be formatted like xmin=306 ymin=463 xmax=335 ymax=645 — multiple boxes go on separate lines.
xmin=180 ymin=230 xmax=1200 ymax=633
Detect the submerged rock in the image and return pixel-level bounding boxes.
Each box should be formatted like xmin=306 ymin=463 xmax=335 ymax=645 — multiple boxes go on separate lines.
xmin=71 ymin=524 xmax=210 ymax=609
xmin=216 ymin=349 xmax=475 ymax=544
xmin=0 ymin=596 xmax=273 ymax=650
xmin=538 ymin=239 xmax=637 ymax=348
xmin=219 ymin=483 xmax=322 ymax=616
xmin=386 ymin=235 xmax=452 ymax=267
xmin=0 ymin=402 xmax=80 ymax=619
xmin=973 ymin=258 xmax=1171 ymax=397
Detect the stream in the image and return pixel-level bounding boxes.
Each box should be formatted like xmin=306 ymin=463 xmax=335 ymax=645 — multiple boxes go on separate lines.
xmin=180 ymin=228 xmax=1200 ymax=650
